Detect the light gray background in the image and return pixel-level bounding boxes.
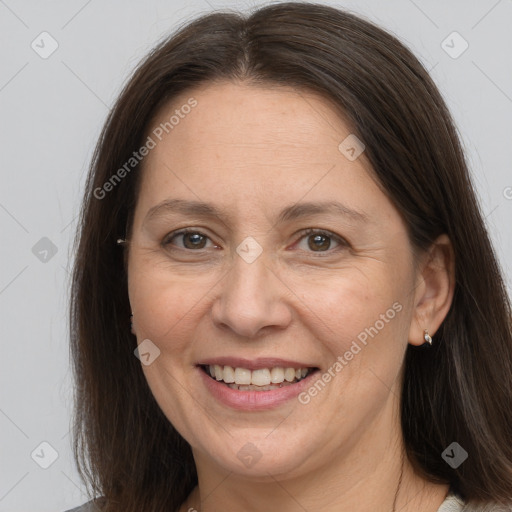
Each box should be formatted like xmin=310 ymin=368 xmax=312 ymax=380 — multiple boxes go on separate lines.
xmin=1 ymin=0 xmax=511 ymax=511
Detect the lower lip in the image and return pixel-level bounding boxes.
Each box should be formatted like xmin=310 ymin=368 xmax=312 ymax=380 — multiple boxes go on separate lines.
xmin=198 ymin=367 xmax=318 ymax=410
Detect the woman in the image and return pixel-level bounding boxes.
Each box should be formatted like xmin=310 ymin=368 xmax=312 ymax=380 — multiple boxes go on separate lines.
xmin=66 ymin=2 xmax=512 ymax=511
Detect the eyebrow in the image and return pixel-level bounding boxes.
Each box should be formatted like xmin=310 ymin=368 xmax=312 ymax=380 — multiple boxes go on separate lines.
xmin=143 ymin=198 xmax=369 ymax=226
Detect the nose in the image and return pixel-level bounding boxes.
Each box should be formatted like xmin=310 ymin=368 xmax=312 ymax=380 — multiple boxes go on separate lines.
xmin=211 ymin=250 xmax=293 ymax=338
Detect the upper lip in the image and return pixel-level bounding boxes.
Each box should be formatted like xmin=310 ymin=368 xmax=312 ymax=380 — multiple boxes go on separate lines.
xmin=197 ymin=357 xmax=318 ymax=371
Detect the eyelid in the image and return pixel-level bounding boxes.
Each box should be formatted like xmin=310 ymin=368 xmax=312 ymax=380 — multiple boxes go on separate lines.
xmin=292 ymin=228 xmax=348 ymax=253
xmin=162 ymin=228 xmax=218 ymax=249
xmin=162 ymin=227 xmax=348 ymax=253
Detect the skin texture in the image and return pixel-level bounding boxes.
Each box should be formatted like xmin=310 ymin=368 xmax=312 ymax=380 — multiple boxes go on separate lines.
xmin=127 ymin=81 xmax=455 ymax=512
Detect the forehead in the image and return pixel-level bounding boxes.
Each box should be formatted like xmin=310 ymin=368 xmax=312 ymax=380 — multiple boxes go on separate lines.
xmin=155 ymin=81 xmax=350 ymax=144
xmin=132 ymin=81 xmax=399 ymax=232
xmin=144 ymin=82 xmax=366 ymax=175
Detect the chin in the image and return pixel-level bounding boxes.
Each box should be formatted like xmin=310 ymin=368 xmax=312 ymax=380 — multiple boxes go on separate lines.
xmin=190 ymin=422 xmax=324 ymax=480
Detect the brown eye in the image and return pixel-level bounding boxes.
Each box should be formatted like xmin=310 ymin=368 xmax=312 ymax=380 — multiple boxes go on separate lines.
xmin=182 ymin=232 xmax=207 ymax=249
xmin=163 ymin=230 xmax=213 ymax=250
xmin=295 ymin=229 xmax=347 ymax=254
xmin=307 ymin=233 xmax=331 ymax=251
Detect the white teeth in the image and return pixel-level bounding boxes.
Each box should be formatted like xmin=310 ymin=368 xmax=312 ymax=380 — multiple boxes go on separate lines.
xmin=284 ymin=368 xmax=296 ymax=382
xmin=270 ymin=367 xmax=284 ymax=383
xmin=223 ymin=365 xmax=235 ymax=383
xmin=206 ymin=365 xmax=312 ymax=388
xmin=230 ymin=383 xmax=295 ymax=391
xmin=234 ymin=367 xmax=252 ymax=385
xmin=251 ymin=368 xmax=271 ymax=386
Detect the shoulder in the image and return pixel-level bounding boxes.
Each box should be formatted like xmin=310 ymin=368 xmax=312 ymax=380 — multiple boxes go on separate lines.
xmin=63 ymin=499 xmax=102 ymax=512
xmin=438 ymin=491 xmax=512 ymax=512
xmin=462 ymin=505 xmax=512 ymax=512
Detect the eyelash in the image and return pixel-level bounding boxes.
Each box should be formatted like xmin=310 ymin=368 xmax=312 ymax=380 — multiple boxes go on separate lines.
xmin=162 ymin=228 xmax=348 ymax=256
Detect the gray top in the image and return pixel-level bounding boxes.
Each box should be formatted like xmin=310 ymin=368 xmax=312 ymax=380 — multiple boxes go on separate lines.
xmin=64 ymin=492 xmax=512 ymax=511
xmin=64 ymin=503 xmax=98 ymax=512
xmin=438 ymin=493 xmax=512 ymax=512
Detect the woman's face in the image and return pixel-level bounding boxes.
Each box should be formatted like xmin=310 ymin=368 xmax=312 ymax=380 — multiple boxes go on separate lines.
xmin=127 ymin=81 xmax=422 ymax=479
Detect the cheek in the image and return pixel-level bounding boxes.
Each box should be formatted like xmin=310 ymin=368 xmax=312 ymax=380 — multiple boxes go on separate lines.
xmin=290 ymin=265 xmax=410 ymax=384
xmin=287 ymin=266 xmax=395 ymax=337
xmin=128 ymin=255 xmax=217 ymax=346
xmin=128 ymin=243 xmax=412 ymax=360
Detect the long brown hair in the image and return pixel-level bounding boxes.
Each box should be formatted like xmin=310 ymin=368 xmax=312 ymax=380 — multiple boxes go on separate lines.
xmin=70 ymin=3 xmax=512 ymax=510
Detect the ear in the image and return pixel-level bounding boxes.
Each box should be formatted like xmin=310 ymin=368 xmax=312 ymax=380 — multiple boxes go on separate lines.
xmin=408 ymin=234 xmax=455 ymax=346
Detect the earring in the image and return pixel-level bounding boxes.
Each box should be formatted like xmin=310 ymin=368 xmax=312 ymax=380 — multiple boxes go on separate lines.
xmin=423 ymin=329 xmax=433 ymax=346
xmin=130 ymin=313 xmax=135 ymax=334
xmin=117 ymin=238 xmax=127 ymax=245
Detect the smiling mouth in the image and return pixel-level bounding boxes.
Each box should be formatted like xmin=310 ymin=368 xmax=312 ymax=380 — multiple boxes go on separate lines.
xmin=200 ymin=364 xmax=318 ymax=391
